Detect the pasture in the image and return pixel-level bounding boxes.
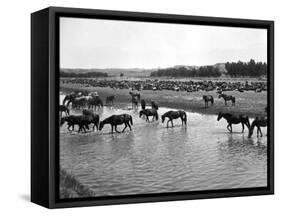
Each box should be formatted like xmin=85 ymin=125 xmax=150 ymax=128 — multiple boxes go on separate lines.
xmin=61 ymin=80 xmax=267 ymax=118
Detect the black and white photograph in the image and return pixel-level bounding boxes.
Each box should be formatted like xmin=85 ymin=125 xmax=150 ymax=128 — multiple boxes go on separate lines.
xmin=59 ymin=17 xmax=269 ymax=199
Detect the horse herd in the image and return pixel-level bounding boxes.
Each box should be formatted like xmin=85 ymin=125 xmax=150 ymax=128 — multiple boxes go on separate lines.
xmin=60 ymin=90 xmax=267 ymax=138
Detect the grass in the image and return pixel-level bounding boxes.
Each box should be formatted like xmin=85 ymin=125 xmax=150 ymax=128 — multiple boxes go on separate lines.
xmin=60 ymin=82 xmax=267 ymax=118
xmin=60 ymin=168 xmax=95 ymax=199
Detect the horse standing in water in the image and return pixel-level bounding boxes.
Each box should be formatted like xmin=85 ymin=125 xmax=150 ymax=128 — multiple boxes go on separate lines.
xmin=203 ymin=95 xmax=214 ymax=108
xmin=161 ymin=110 xmax=187 ymax=128
xmin=217 ymin=112 xmax=250 ymax=133
xmin=60 ymin=115 xmax=91 ymax=133
xmin=82 ymin=109 xmax=100 ymax=131
xmin=99 ymin=114 xmax=133 ymax=134
xmin=248 ymin=116 xmax=267 ymax=138
xmin=139 ymin=109 xmax=159 ymax=122
xmin=105 ymin=95 xmax=115 ymax=107
xmin=218 ymin=93 xmax=236 ymax=106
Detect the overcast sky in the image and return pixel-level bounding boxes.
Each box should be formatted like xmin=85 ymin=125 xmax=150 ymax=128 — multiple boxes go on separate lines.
xmin=60 ymin=17 xmax=267 ymax=69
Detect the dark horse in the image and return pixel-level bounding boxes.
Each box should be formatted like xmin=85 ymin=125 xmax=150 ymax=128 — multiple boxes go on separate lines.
xmin=218 ymin=93 xmax=235 ymax=106
xmin=88 ymin=97 xmax=103 ymax=111
xmin=99 ymin=114 xmax=133 ymax=134
xmin=105 ymin=95 xmax=115 ymax=106
xmin=59 ymin=105 xmax=70 ymax=116
xmin=248 ymin=116 xmax=267 ymax=138
xmin=63 ymin=93 xmax=76 ymax=106
xmin=161 ymin=110 xmax=187 ymax=128
xmin=217 ymin=112 xmax=250 ymax=133
xmin=129 ymin=91 xmax=140 ymax=109
xmin=203 ymin=95 xmax=214 ymax=108
xmin=139 ymin=109 xmax=159 ymax=122
xmin=151 ymin=101 xmax=159 ymax=110
xmin=140 ymin=99 xmax=146 ymax=110
xmin=82 ymin=109 xmax=100 ymax=131
xmin=60 ymin=115 xmax=91 ymax=133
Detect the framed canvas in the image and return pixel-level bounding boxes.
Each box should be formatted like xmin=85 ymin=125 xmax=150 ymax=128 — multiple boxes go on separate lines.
xmin=31 ymin=7 xmax=274 ymax=208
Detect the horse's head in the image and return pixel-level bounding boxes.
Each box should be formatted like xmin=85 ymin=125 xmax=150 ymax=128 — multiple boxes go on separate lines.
xmin=99 ymin=121 xmax=104 ymax=131
xmin=218 ymin=94 xmax=222 ymax=98
xmin=217 ymin=112 xmax=223 ymax=121
xmin=139 ymin=110 xmax=143 ymax=118
xmin=161 ymin=115 xmax=165 ymax=123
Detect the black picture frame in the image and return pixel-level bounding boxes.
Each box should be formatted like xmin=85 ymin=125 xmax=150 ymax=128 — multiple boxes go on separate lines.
xmin=31 ymin=6 xmax=274 ymax=209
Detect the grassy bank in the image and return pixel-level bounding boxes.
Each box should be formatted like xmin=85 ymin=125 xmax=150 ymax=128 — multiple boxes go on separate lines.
xmin=60 ymin=83 xmax=267 ymax=118
xmin=60 ymin=168 xmax=95 ymax=199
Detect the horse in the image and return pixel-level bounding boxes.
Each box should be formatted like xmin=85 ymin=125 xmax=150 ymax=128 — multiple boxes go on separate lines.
xmin=140 ymin=99 xmax=146 ymax=110
xmin=217 ymin=112 xmax=250 ymax=133
xmin=151 ymin=101 xmax=159 ymax=110
xmin=139 ymin=109 xmax=159 ymax=122
xmin=59 ymin=105 xmax=69 ymax=116
xmin=63 ymin=93 xmax=76 ymax=106
xmin=129 ymin=91 xmax=141 ymax=101
xmin=71 ymin=97 xmax=88 ymax=109
xmin=82 ymin=109 xmax=100 ymax=131
xmin=203 ymin=95 xmax=214 ymax=108
xmin=88 ymin=97 xmax=103 ymax=111
xmin=131 ymin=97 xmax=138 ymax=109
xmin=99 ymin=114 xmax=133 ymax=134
xmin=248 ymin=116 xmax=267 ymax=138
xmin=161 ymin=110 xmax=187 ymax=128
xmin=218 ymin=93 xmax=235 ymax=106
xmin=105 ymin=95 xmax=115 ymax=106
xmin=60 ymin=115 xmax=90 ymax=133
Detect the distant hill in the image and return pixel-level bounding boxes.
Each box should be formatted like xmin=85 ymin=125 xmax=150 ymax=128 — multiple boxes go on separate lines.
xmin=61 ymin=63 xmax=227 ymax=78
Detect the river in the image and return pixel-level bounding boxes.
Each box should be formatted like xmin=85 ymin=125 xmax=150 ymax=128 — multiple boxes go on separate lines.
xmin=60 ymin=96 xmax=267 ymax=197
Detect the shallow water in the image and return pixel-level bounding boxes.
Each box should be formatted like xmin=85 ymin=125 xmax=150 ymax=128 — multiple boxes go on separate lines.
xmin=60 ymin=95 xmax=267 ymax=197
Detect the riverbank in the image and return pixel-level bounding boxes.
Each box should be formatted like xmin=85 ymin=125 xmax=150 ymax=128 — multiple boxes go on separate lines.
xmin=60 ymin=168 xmax=95 ymax=199
xmin=60 ymin=83 xmax=267 ymax=118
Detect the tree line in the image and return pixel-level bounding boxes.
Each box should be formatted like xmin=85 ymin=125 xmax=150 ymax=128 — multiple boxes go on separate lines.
xmin=150 ymin=66 xmax=221 ymax=77
xmin=225 ymin=59 xmax=267 ymax=77
xmin=150 ymin=59 xmax=267 ymax=77
xmin=60 ymin=71 xmax=108 ymax=78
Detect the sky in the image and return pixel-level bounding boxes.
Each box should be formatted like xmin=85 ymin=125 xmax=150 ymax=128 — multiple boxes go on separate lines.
xmin=60 ymin=17 xmax=267 ymax=69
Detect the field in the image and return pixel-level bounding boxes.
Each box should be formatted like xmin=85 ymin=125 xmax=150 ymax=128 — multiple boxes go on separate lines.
xmin=60 ymin=77 xmax=267 ymax=118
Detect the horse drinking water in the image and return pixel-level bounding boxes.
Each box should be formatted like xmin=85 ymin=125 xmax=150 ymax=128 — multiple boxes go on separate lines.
xmin=248 ymin=116 xmax=267 ymax=138
xmin=99 ymin=114 xmax=133 ymax=134
xmin=139 ymin=109 xmax=159 ymax=122
xmin=161 ymin=110 xmax=187 ymax=128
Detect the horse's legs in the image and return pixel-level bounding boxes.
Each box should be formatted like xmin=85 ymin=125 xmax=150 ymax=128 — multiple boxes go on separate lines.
xmin=111 ymin=125 xmax=114 ymax=134
xmin=227 ymin=124 xmax=232 ymax=132
xmin=167 ymin=120 xmax=170 ymax=128
xmin=115 ymin=125 xmax=121 ymax=133
xmin=258 ymin=127 xmax=262 ymax=137
xmin=225 ymin=100 xmax=227 ymax=106
xmin=171 ymin=119 xmax=174 ymax=127
xmin=241 ymin=123 xmax=245 ymax=133
xmin=122 ymin=123 xmax=128 ymax=132
xmin=147 ymin=116 xmax=149 ymax=122
xmin=128 ymin=122 xmax=132 ymax=131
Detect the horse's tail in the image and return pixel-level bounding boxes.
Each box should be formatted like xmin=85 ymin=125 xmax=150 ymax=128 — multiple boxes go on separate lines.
xmin=211 ymin=97 xmax=214 ymax=105
xmin=155 ymin=111 xmax=159 ymax=120
xmin=130 ymin=115 xmax=133 ymax=125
